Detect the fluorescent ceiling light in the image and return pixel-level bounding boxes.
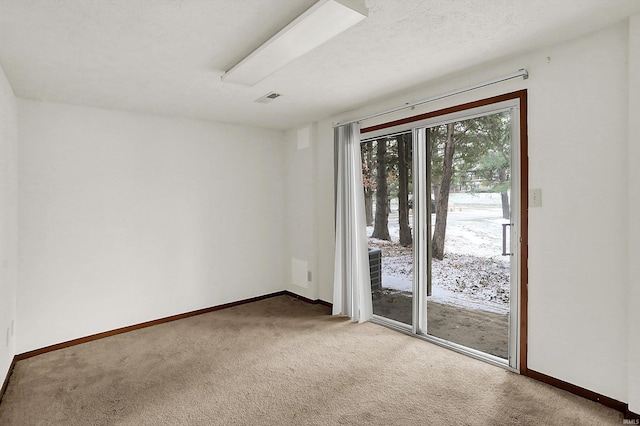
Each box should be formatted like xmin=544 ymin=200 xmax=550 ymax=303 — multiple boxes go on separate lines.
xmin=221 ymin=0 xmax=368 ymax=86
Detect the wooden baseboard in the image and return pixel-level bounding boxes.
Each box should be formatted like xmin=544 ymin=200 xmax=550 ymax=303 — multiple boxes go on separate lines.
xmin=0 ymin=356 xmax=17 ymax=405
xmin=16 ymin=290 xmax=327 ymax=361
xmin=15 ymin=291 xmax=331 ymax=361
xmin=626 ymin=409 xmax=640 ymax=420
xmin=283 ymin=290 xmax=332 ymax=308
xmin=525 ymin=369 xmax=628 ymax=414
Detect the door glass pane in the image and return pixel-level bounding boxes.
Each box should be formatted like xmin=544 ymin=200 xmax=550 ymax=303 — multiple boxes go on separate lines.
xmin=426 ymin=112 xmax=511 ymax=359
xmin=362 ymin=133 xmax=413 ymax=325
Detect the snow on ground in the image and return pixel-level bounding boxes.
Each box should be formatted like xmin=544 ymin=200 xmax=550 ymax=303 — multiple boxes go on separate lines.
xmin=368 ymin=192 xmax=511 ymax=314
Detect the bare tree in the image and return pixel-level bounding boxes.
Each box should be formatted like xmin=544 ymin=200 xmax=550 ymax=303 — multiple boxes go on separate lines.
xmin=397 ymin=133 xmax=412 ymax=246
xmin=361 ymin=141 xmax=375 ymax=226
xmin=432 ymin=123 xmax=455 ymax=260
xmin=371 ymin=139 xmax=391 ymax=241
xmin=499 ymin=169 xmax=510 ymax=219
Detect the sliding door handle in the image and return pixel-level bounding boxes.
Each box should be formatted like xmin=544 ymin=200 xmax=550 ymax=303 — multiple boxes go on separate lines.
xmin=502 ymin=223 xmax=513 ymax=256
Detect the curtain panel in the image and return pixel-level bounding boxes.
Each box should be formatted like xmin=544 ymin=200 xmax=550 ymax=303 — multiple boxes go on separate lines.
xmin=333 ymin=123 xmax=372 ymax=323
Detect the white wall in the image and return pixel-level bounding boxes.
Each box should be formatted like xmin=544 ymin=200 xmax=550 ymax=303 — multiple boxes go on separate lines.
xmin=315 ymin=123 xmax=335 ymax=303
xmin=284 ymin=125 xmax=317 ymax=300
xmin=524 ymin=22 xmax=628 ymax=403
xmin=627 ymin=13 xmax=640 ymax=415
xmin=310 ymin=21 xmax=634 ymax=404
xmin=0 ymin=64 xmax=18 ymax=382
xmin=283 ymin=123 xmax=335 ymax=303
xmin=17 ymin=100 xmax=286 ymax=353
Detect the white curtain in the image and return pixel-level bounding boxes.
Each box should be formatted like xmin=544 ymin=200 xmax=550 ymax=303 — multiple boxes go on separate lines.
xmin=333 ymin=123 xmax=373 ymax=323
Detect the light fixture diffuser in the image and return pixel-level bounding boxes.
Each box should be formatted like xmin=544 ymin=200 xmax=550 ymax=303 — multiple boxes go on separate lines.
xmin=221 ymin=0 xmax=368 ymax=86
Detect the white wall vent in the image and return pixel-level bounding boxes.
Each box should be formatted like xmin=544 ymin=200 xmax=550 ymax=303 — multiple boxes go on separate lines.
xmin=254 ymin=92 xmax=282 ymax=104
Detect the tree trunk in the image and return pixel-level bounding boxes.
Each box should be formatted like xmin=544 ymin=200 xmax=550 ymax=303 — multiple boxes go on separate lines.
xmin=432 ymin=183 xmax=441 ymax=212
xmin=432 ymin=123 xmax=456 ymax=260
xmin=397 ymin=134 xmax=412 ymax=246
xmin=429 ymin=128 xmax=439 ymax=212
xmin=371 ymin=139 xmax=391 ymax=240
xmin=364 ymin=191 xmax=374 ymax=226
xmin=364 ymin=141 xmax=374 ymax=226
xmin=499 ymin=169 xmax=510 ymax=220
xmin=501 ymin=192 xmax=510 ymax=220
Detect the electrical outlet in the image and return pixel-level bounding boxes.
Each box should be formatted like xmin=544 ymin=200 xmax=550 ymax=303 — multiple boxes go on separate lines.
xmin=5 ymin=328 xmax=9 ymax=347
xmin=308 ymin=271 xmax=312 ymax=282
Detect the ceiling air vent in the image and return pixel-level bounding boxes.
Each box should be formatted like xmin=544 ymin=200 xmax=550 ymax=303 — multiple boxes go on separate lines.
xmin=254 ymin=92 xmax=282 ymax=104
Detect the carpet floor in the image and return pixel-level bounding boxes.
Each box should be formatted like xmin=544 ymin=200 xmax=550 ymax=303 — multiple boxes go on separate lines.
xmin=0 ymin=295 xmax=623 ymax=425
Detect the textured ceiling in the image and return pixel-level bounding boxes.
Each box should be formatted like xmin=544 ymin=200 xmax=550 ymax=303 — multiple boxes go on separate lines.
xmin=1 ymin=0 xmax=639 ymax=130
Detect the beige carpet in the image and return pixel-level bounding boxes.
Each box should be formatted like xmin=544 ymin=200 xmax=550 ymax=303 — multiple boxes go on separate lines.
xmin=0 ymin=295 xmax=623 ymax=425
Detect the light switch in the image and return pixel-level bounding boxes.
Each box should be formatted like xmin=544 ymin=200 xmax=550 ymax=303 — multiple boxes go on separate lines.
xmin=530 ymin=188 xmax=542 ymax=207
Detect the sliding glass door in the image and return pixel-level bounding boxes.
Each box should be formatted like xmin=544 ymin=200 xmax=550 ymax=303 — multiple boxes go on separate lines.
xmin=362 ymin=99 xmax=522 ymax=369
xmin=363 ymin=133 xmax=414 ymax=326
xmin=424 ymin=111 xmax=515 ymax=361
